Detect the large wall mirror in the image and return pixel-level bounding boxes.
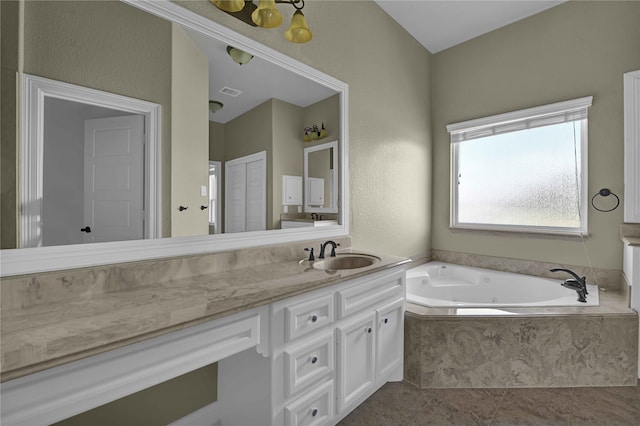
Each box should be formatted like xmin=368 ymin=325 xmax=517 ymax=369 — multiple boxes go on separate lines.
xmin=0 ymin=0 xmax=349 ymax=276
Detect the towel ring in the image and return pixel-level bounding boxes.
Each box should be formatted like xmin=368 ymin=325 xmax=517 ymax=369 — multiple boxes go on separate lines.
xmin=591 ymin=188 xmax=619 ymax=212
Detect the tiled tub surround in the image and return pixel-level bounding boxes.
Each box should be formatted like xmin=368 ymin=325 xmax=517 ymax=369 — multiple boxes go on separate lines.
xmin=405 ymin=250 xmax=638 ymax=388
xmin=0 ymin=237 xmax=409 ymax=382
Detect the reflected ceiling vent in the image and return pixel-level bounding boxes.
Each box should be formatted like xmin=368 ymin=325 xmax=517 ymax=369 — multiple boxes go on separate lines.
xmin=220 ymin=86 xmax=242 ymax=97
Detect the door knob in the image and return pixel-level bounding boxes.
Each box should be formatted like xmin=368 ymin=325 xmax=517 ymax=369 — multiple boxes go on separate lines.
xmin=80 ymin=226 xmax=92 ymax=233
xmin=179 ymin=206 xmax=188 ymax=211
xmin=200 ymin=205 xmax=208 ymax=210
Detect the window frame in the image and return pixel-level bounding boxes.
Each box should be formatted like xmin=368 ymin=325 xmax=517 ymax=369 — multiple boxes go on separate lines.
xmin=447 ymin=96 xmax=593 ymax=237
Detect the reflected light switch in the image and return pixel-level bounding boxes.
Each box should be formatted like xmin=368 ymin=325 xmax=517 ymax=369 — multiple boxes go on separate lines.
xmin=200 ymin=185 xmax=207 ymax=197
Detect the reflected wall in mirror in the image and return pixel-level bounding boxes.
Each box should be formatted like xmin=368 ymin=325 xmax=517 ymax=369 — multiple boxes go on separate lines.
xmin=304 ymin=141 xmax=339 ymax=213
xmin=1 ymin=0 xmax=343 ymax=252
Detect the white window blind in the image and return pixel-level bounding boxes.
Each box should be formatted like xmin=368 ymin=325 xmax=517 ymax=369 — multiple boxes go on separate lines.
xmin=447 ymin=96 xmax=593 ymax=143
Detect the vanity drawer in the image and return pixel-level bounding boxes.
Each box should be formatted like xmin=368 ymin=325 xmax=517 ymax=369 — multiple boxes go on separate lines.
xmin=337 ymin=270 xmax=404 ymax=319
xmin=284 ymin=380 xmax=334 ymax=426
xmin=285 ymin=293 xmax=334 ymax=342
xmin=285 ymin=331 xmax=334 ymax=398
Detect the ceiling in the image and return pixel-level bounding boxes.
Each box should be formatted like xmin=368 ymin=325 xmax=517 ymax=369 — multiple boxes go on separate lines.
xmin=186 ymin=1 xmax=566 ymax=123
xmin=375 ymin=0 xmax=566 ymax=54
xmin=184 ymin=27 xmax=337 ymax=124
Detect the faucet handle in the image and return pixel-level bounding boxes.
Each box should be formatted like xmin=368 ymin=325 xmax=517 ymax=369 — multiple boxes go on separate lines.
xmin=304 ymin=247 xmax=315 ymax=261
xmin=330 ymin=243 xmax=340 ymax=257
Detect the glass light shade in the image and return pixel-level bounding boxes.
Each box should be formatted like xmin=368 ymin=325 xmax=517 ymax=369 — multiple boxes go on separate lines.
xmin=303 ymin=132 xmax=311 ymax=142
xmin=251 ymin=0 xmax=283 ymax=28
xmin=211 ymin=0 xmax=245 ymax=13
xmin=227 ymin=46 xmax=253 ymax=65
xmin=285 ymin=10 xmax=312 ymax=43
xmin=209 ymin=100 xmax=224 ymax=113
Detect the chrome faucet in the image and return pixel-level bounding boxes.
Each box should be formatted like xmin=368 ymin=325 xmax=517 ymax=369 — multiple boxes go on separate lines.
xmin=550 ymin=268 xmax=588 ymax=303
xmin=318 ymin=240 xmax=340 ymax=259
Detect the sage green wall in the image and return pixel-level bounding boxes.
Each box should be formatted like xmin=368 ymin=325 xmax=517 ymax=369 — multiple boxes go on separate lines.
xmin=0 ymin=1 xmax=20 ymax=249
xmin=171 ymin=24 xmax=209 ymax=237
xmin=177 ymin=0 xmax=433 ymax=259
xmin=272 ymin=99 xmax=304 ymax=229
xmin=11 ymin=0 xmax=173 ymax=238
xmin=55 ymin=363 xmax=218 ymax=426
xmin=432 ymin=1 xmax=640 ymax=270
xmin=224 ymin=100 xmax=274 ymax=230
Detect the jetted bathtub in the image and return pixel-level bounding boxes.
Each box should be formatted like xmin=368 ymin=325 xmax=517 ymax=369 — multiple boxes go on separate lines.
xmin=406 ymin=262 xmax=599 ymax=308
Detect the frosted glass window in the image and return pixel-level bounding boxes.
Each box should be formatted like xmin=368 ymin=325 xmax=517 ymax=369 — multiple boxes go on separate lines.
xmin=448 ymin=97 xmax=591 ymax=236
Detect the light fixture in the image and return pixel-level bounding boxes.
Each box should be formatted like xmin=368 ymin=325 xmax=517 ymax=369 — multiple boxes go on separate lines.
xmin=252 ymin=0 xmax=283 ymax=28
xmin=210 ymin=0 xmax=245 ymax=12
xmin=303 ymin=123 xmax=327 ymax=142
xmin=285 ymin=9 xmax=312 ymax=43
xmin=226 ymin=46 xmax=254 ymax=65
xmin=209 ymin=100 xmax=224 ymax=113
xmin=210 ymin=0 xmax=312 ymax=43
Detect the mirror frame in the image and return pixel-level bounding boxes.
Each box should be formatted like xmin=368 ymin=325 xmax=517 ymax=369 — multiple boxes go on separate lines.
xmin=304 ymin=140 xmax=339 ymax=213
xmin=0 ymin=0 xmax=349 ymax=277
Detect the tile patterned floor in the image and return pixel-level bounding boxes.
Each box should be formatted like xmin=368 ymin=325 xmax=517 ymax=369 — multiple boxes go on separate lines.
xmin=338 ymin=381 xmax=640 ymax=425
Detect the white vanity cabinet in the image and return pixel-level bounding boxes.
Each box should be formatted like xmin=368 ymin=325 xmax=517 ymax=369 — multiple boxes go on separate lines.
xmin=1 ymin=267 xmax=406 ymax=426
xmin=270 ymin=267 xmax=406 ymax=426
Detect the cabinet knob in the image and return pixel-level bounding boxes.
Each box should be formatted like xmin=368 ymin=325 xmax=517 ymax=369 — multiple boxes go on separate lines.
xmin=310 ymin=314 xmax=318 ymax=323
xmin=310 ymin=355 xmax=318 ymax=364
xmin=384 ymin=317 xmax=389 ymax=324
xmin=311 ymin=408 xmax=318 ymax=417
xmin=367 ymin=327 xmax=372 ymax=334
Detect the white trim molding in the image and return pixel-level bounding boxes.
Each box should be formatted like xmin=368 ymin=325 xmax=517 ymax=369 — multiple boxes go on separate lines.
xmin=624 ymin=70 xmax=640 ymax=223
xmin=0 ymin=307 xmax=266 ymax=426
xmin=20 ymin=74 xmax=162 ymax=248
xmin=448 ymin=96 xmax=592 ymax=237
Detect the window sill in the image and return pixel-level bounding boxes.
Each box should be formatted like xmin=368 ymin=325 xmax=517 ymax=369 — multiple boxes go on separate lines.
xmin=448 ymin=225 xmax=589 ymax=241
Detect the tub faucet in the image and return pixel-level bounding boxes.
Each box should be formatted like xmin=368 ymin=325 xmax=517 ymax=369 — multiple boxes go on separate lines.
xmin=318 ymin=240 xmax=340 ymax=258
xmin=550 ymin=268 xmax=588 ymax=303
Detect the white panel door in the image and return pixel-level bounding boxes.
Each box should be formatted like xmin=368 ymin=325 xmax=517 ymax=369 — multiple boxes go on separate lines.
xmin=225 ymin=151 xmax=266 ymax=233
xmin=84 ymin=115 xmax=144 ymax=243
xmin=336 ymin=311 xmax=376 ymax=413
xmin=245 ymin=158 xmax=266 ymax=232
xmin=375 ymin=298 xmax=404 ymax=383
xmin=225 ymin=161 xmax=247 ymax=233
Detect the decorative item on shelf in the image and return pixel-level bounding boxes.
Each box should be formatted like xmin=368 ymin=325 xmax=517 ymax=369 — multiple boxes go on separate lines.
xmin=303 ymin=122 xmax=327 ymax=142
xmin=591 ymin=188 xmax=620 ymax=212
xmin=209 ymin=100 xmax=224 ymax=113
xmin=226 ymin=46 xmax=253 ymax=65
xmin=210 ymin=0 xmax=312 ymax=43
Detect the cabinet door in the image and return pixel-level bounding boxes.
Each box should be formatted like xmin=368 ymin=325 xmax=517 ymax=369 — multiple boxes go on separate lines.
xmin=376 ymin=298 xmax=404 ymax=383
xmin=336 ymin=311 xmax=376 ymax=413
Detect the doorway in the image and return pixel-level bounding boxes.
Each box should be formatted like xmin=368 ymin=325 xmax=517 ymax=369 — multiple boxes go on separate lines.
xmin=21 ymin=74 xmax=161 ymax=247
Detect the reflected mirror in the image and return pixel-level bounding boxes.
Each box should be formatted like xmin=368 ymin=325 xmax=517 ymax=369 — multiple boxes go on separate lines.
xmin=304 ymin=141 xmax=338 ymax=213
xmin=1 ymin=0 xmax=344 ymax=253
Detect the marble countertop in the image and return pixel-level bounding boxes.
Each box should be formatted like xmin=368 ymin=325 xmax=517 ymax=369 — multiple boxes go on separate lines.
xmin=0 ymin=249 xmax=409 ymax=382
xmin=622 ymin=236 xmax=640 ymax=246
